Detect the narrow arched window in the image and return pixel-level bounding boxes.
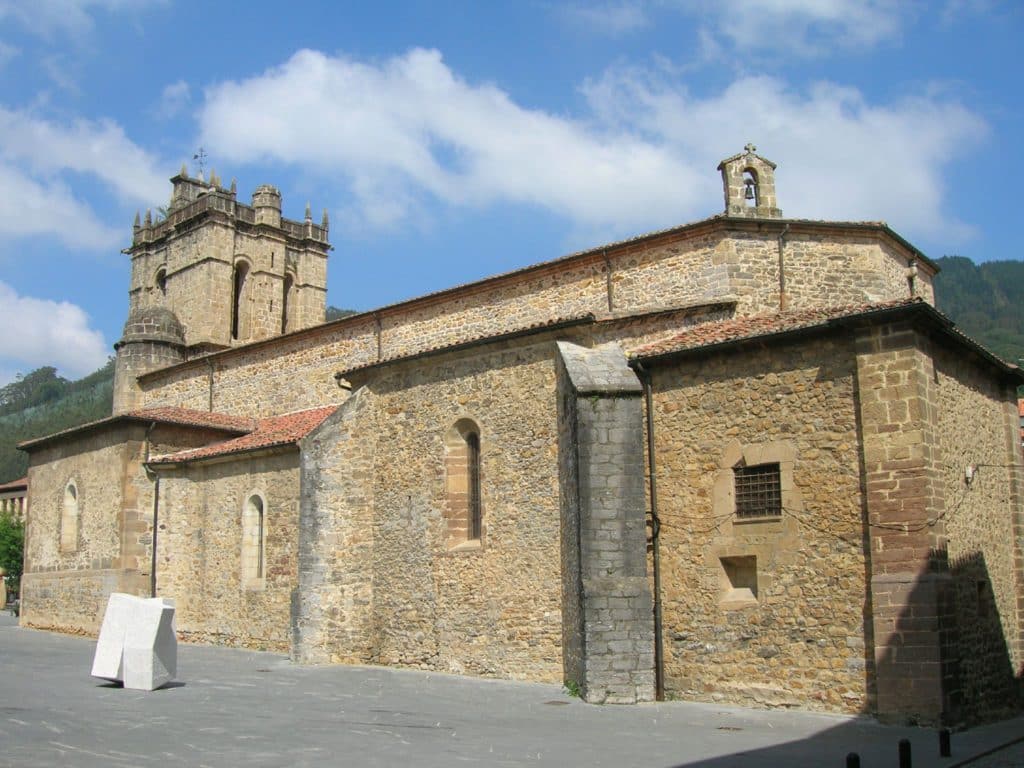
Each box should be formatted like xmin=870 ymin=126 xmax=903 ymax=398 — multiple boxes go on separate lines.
xmin=231 ymin=261 xmax=250 ymax=341
xmin=466 ymin=431 xmax=481 ymax=540
xmin=445 ymin=419 xmax=483 ymax=548
xmin=281 ymin=273 xmax=295 ymax=334
xmin=155 ymin=267 xmax=167 ymax=297
xmin=60 ymin=482 xmax=79 ymax=553
xmin=241 ymin=493 xmax=266 ymax=588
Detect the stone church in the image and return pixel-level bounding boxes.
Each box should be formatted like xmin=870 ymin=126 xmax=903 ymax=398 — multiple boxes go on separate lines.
xmin=18 ymin=148 xmax=1024 ymax=725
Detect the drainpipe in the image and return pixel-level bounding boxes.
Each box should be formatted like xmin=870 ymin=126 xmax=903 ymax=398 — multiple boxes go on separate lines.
xmin=205 ymin=357 xmax=215 ymax=412
xmin=635 ymin=362 xmax=665 ymax=701
xmin=603 ymin=249 xmax=614 ymax=312
xmin=777 ymin=223 xmax=790 ymax=311
xmin=374 ymin=312 xmax=383 ymax=361
xmin=143 ymin=421 xmax=160 ymax=598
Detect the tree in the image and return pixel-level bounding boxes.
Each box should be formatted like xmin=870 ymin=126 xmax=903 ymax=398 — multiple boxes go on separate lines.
xmin=0 ymin=509 xmax=24 ymax=597
xmin=325 ymin=306 xmax=359 ymax=321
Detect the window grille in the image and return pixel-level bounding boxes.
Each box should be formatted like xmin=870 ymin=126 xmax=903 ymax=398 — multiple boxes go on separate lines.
xmin=734 ymin=463 xmax=782 ymax=518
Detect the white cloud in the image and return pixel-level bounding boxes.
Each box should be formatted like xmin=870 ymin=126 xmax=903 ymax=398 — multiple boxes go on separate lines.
xmin=199 ymin=48 xmax=702 ymax=234
xmin=198 ymin=48 xmax=986 ymax=245
xmin=0 ymin=107 xmax=166 ymax=204
xmin=0 ymin=108 xmax=167 ymax=247
xmin=677 ymin=0 xmax=906 ymax=57
xmin=0 ymin=281 xmax=109 ymax=381
xmin=0 ymin=163 xmax=121 ymax=249
xmin=560 ymin=2 xmax=649 ymax=36
xmin=582 ymin=66 xmax=987 ymax=238
xmin=156 ymin=80 xmax=191 ymax=119
xmin=0 ymin=0 xmax=162 ymax=40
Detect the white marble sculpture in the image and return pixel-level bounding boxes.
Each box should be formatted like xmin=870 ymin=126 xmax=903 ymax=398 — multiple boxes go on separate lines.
xmin=91 ymin=593 xmax=177 ymax=691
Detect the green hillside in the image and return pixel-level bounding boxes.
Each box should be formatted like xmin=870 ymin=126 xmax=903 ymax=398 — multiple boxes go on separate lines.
xmin=932 ymin=256 xmax=1024 ymax=366
xmin=0 ymin=360 xmax=114 ymax=483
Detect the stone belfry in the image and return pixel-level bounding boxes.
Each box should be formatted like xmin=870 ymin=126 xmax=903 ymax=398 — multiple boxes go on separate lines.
xmin=112 ymin=167 xmax=331 ymax=413
xmin=718 ymin=143 xmax=782 ymax=219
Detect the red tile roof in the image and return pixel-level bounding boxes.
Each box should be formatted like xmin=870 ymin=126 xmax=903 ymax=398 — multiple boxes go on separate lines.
xmin=149 ymin=406 xmax=336 ymax=465
xmin=19 ymin=406 xmax=255 ymax=450
xmin=0 ymin=476 xmax=27 ymax=492
xmin=124 ymin=406 xmax=255 ymax=432
xmin=629 ymin=298 xmax=923 ymax=360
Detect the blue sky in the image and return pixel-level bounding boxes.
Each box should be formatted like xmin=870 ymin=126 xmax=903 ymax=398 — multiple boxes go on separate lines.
xmin=0 ymin=0 xmax=1020 ymax=386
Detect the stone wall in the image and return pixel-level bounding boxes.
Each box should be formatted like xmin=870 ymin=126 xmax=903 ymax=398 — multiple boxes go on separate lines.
xmin=648 ymin=335 xmax=870 ymax=713
xmin=293 ymin=387 xmax=379 ymax=664
xmin=556 ymin=342 xmax=654 ymax=703
xmin=294 ymin=335 xmax=567 ymax=682
xmin=134 ymin=224 xmax=930 ymax=420
xmin=20 ymin=422 xmax=261 ymax=637
xmin=155 ymin=452 xmax=301 ymax=652
xmin=854 ymin=323 xmax=954 ymax=723
xmin=934 ymin=343 xmax=1024 ymax=721
xmin=852 ymin=321 xmax=1024 ymax=725
xmin=21 ymin=426 xmax=151 ymax=634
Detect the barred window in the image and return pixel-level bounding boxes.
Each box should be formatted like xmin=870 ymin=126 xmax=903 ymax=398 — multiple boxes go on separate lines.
xmin=734 ymin=463 xmax=782 ymax=518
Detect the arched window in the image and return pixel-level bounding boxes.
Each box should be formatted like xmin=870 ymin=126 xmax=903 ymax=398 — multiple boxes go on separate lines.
xmin=241 ymin=493 xmax=266 ymax=588
xmin=444 ymin=419 xmax=483 ymax=548
xmin=231 ymin=260 xmax=251 ymax=341
xmin=60 ymin=481 xmax=79 ymax=553
xmin=155 ymin=267 xmax=167 ymax=297
xmin=281 ymin=273 xmax=295 ymax=334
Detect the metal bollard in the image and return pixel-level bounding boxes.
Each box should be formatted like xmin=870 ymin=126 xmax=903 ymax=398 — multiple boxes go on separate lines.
xmin=939 ymin=729 xmax=951 ymax=757
xmin=899 ymin=738 xmax=912 ymax=768
xmin=846 ymin=753 xmax=860 ymax=768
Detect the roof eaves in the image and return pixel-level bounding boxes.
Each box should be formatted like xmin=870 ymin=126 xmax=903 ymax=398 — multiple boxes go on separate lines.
xmin=148 ymin=439 xmax=300 ymax=468
xmin=631 ymin=300 xmax=1024 ymax=383
xmin=17 ymin=409 xmax=252 ymax=452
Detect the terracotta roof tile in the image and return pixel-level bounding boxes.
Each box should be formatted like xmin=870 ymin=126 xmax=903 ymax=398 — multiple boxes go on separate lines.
xmin=629 ymin=298 xmax=923 ymax=360
xmin=0 ymin=476 xmax=27 ymax=492
xmin=19 ymin=406 xmax=254 ymax=450
xmin=123 ymin=406 xmax=255 ymax=432
xmin=150 ymin=406 xmax=336 ymax=465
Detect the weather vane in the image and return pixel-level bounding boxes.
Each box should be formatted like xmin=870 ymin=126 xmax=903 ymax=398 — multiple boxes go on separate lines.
xmin=192 ymin=147 xmax=207 ymax=178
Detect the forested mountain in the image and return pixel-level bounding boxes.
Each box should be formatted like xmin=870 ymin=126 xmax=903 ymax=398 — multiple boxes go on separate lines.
xmin=933 ymin=256 xmax=1024 ymax=366
xmin=0 ymin=359 xmax=115 ymax=483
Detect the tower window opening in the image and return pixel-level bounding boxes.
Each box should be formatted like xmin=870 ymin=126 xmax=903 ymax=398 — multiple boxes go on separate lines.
xmin=155 ymin=268 xmax=167 ymax=297
xmin=231 ymin=261 xmax=250 ymax=341
xmin=743 ymin=169 xmax=759 ymax=207
xmin=282 ymin=273 xmax=295 ymax=334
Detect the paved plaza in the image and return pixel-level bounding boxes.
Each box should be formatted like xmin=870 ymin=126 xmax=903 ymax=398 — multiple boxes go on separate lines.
xmin=1 ymin=612 xmax=1021 ymax=768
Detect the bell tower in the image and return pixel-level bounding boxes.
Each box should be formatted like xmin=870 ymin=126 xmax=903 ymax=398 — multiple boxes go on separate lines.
xmin=112 ymin=168 xmax=331 ymax=414
xmin=718 ymin=143 xmax=782 ymax=219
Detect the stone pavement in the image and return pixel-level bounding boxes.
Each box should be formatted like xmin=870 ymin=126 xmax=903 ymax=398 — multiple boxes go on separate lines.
xmin=1 ymin=612 xmax=1022 ymax=768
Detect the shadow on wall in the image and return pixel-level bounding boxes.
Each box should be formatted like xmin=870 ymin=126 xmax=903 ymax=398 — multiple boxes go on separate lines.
xmin=945 ymin=548 xmax=1021 ymax=724
xmin=873 ymin=547 xmax=1022 ymax=728
xmin=662 ymin=548 xmax=1021 ymax=767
